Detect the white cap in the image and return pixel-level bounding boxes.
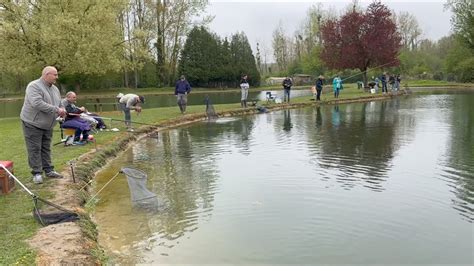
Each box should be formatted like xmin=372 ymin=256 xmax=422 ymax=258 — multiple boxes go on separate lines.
xmin=116 ymin=93 xmax=124 ymax=98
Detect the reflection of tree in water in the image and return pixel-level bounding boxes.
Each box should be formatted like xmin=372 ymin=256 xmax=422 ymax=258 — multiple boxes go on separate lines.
xmin=308 ymin=101 xmax=403 ymax=191
xmin=444 ymin=95 xmax=474 ymax=222
xmin=145 ymin=129 xmax=216 ymax=239
xmin=135 ymin=118 xmax=255 ymax=242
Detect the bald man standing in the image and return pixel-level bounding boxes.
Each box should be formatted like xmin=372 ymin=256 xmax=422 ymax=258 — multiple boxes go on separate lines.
xmin=20 ymin=66 xmax=66 ymax=184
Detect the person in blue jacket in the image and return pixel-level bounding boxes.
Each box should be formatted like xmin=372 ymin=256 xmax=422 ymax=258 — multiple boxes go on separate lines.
xmin=175 ymin=75 xmax=192 ymax=114
xmin=332 ymin=75 xmax=343 ymax=98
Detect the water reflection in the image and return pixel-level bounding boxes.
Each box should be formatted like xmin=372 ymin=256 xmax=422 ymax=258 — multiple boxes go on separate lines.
xmin=283 ymin=109 xmax=292 ymax=132
xmin=443 ymin=95 xmax=474 ymax=222
xmin=94 ymin=94 xmax=474 ymax=264
xmin=308 ymin=101 xmax=406 ymax=192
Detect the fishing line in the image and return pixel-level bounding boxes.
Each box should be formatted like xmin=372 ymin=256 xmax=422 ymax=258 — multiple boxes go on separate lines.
xmin=340 ymin=60 xmax=398 ymax=82
xmin=86 ymin=171 xmax=121 ymax=206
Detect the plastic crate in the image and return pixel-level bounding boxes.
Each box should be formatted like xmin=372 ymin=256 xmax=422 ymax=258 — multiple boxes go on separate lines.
xmin=0 ymin=161 xmax=15 ymax=195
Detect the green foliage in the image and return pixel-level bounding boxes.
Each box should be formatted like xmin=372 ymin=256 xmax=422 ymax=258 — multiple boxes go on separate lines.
xmin=0 ymin=0 xmax=127 ymax=77
xmin=300 ymin=46 xmax=324 ymax=76
xmin=446 ymin=0 xmax=474 ymax=50
xmin=179 ymin=27 xmax=260 ymax=88
xmin=445 ymin=37 xmax=474 ymax=82
xmin=230 ymin=32 xmax=261 ymax=85
xmin=178 ymin=26 xmax=221 ymax=86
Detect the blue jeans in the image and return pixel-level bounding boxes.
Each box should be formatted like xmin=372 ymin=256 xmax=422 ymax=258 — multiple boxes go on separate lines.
xmin=284 ymin=89 xmax=290 ymax=102
xmin=120 ymin=102 xmax=131 ymax=127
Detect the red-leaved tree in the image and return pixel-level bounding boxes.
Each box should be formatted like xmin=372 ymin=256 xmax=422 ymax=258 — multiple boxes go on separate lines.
xmin=321 ymin=2 xmax=401 ymax=86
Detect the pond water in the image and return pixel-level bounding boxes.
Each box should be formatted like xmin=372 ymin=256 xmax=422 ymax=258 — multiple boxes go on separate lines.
xmin=0 ymin=90 xmax=312 ymax=118
xmin=93 ymin=94 xmax=473 ymax=265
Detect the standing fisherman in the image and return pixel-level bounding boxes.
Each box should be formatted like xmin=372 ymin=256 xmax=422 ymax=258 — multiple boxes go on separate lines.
xmin=118 ymin=94 xmax=145 ymax=131
xmin=175 ymin=75 xmax=192 ymax=114
xmin=282 ymin=76 xmax=293 ymax=103
xmin=333 ymin=75 xmax=342 ymax=98
xmin=240 ymin=74 xmax=249 ymax=108
xmin=20 ymin=66 xmax=66 ymax=184
xmin=315 ymin=75 xmax=324 ymax=101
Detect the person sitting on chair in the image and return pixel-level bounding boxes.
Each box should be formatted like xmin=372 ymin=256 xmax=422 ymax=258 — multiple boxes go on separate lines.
xmin=62 ymin=91 xmax=91 ymax=145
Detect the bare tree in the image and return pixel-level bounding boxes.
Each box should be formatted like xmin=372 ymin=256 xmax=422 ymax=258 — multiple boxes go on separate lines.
xmin=272 ymin=23 xmax=290 ymax=72
xmin=396 ymin=11 xmax=423 ymax=50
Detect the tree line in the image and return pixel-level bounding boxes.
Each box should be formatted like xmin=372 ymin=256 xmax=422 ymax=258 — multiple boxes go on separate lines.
xmin=0 ymin=0 xmax=214 ymax=92
xmin=0 ymin=0 xmax=472 ymax=94
xmin=269 ymin=0 xmax=473 ymax=84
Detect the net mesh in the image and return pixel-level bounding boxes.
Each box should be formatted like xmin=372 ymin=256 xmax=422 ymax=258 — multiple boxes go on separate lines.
xmin=121 ymin=167 xmax=160 ymax=210
xmin=33 ymin=197 xmax=80 ymax=226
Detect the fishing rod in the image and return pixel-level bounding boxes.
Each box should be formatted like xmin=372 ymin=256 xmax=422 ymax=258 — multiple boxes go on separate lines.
xmin=340 ymin=60 xmax=399 ymax=82
xmin=324 ymin=60 xmax=399 ymax=82
xmin=67 ymin=113 xmax=158 ymax=127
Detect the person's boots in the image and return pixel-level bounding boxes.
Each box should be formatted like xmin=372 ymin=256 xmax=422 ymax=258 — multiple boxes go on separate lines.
xmin=244 ymin=100 xmax=247 ymax=108
xmin=241 ymin=100 xmax=244 ymax=108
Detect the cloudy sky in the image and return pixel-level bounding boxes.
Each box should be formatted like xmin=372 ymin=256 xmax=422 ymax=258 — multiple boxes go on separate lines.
xmin=205 ymin=0 xmax=453 ymax=57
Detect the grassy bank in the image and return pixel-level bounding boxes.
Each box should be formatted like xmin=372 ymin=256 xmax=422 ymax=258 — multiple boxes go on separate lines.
xmin=0 ymin=83 xmax=464 ymax=264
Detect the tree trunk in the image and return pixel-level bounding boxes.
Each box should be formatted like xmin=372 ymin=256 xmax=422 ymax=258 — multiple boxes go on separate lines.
xmin=155 ymin=0 xmax=166 ymax=87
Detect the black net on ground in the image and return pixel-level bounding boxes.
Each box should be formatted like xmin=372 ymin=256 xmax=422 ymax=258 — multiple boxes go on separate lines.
xmin=121 ymin=167 xmax=160 ymax=210
xmin=205 ymin=96 xmax=218 ymax=119
xmin=33 ymin=197 xmax=80 ymax=226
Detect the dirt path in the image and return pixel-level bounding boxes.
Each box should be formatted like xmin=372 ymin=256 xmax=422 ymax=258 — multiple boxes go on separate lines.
xmin=28 ymin=158 xmax=96 ymax=265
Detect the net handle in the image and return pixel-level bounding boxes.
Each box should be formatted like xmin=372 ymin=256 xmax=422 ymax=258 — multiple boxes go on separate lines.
xmin=0 ymin=163 xmax=35 ymax=197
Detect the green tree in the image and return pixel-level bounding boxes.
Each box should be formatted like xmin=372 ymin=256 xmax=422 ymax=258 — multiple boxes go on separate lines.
xmin=178 ymin=26 xmax=220 ymax=86
xmin=0 ymin=0 xmax=126 ymax=88
xmin=153 ymin=0 xmax=211 ymax=86
xmin=445 ymin=37 xmax=474 ymax=82
xmin=230 ymin=32 xmax=260 ymax=86
xmin=120 ymin=0 xmax=156 ymax=88
xmin=446 ymin=0 xmax=474 ymax=50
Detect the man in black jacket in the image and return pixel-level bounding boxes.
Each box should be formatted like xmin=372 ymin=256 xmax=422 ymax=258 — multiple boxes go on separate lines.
xmin=282 ymin=77 xmax=293 ymax=103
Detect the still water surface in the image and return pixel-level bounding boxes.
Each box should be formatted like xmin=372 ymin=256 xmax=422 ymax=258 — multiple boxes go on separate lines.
xmin=94 ymin=94 xmax=473 ymax=264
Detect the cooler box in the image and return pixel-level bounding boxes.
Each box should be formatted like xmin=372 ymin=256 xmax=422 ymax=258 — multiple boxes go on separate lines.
xmin=0 ymin=161 xmax=15 ymax=194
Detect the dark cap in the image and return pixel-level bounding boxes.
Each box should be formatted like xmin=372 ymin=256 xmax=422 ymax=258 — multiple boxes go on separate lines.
xmin=139 ymin=95 xmax=145 ymax=104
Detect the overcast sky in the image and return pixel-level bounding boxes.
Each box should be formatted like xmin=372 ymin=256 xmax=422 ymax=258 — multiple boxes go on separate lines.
xmin=205 ymin=0 xmax=453 ymax=57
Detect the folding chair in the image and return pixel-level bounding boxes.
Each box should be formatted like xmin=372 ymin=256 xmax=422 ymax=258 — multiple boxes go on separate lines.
xmin=266 ymin=91 xmax=277 ymax=103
